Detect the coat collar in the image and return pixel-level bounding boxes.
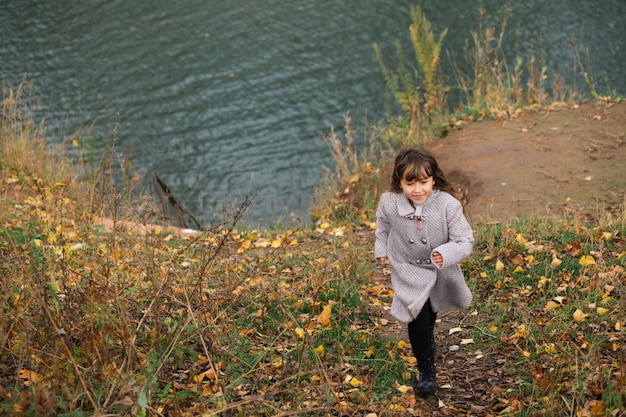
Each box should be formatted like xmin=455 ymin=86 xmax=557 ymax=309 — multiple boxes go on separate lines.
xmin=395 ymin=189 xmax=440 ymax=217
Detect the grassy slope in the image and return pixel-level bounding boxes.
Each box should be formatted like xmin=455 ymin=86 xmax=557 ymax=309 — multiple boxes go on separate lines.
xmin=1 ymin=90 xmax=624 ymax=417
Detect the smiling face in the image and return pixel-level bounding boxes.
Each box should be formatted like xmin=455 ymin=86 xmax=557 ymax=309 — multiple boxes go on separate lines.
xmin=400 ymin=169 xmax=435 ymax=206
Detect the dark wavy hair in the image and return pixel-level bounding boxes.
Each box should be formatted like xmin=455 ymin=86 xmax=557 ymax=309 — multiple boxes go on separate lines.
xmin=390 ymin=148 xmax=456 ymax=196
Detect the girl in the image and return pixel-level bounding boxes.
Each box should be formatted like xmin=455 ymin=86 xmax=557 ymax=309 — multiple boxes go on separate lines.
xmin=374 ymin=148 xmax=473 ymax=395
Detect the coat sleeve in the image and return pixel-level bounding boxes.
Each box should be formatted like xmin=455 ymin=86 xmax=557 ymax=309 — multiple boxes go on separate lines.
xmin=374 ymin=194 xmax=390 ymax=259
xmin=432 ymin=199 xmax=473 ymax=268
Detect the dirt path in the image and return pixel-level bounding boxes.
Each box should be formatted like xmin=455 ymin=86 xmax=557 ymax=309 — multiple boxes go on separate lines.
xmin=427 ymin=101 xmax=626 ymax=224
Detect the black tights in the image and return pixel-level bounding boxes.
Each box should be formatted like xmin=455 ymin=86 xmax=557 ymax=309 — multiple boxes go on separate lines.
xmin=407 ymin=299 xmax=437 ymax=361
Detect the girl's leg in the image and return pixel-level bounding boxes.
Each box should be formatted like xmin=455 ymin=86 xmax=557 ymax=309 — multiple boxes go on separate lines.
xmin=407 ymin=300 xmax=437 ymax=394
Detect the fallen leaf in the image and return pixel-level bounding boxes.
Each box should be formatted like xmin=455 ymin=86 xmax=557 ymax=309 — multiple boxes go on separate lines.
xmin=543 ymin=301 xmax=560 ymax=312
xmin=578 ymin=255 xmax=596 ymax=266
xmin=398 ymin=340 xmax=411 ymax=349
xmin=495 ymin=259 xmax=505 ymax=271
xmin=448 ymin=327 xmax=463 ymax=335
xmin=573 ymin=309 xmax=588 ymax=322
xmin=596 ymin=307 xmax=608 ymax=316
xmin=550 ymin=258 xmax=562 ymax=268
xmin=395 ymin=383 xmax=411 ymax=394
xmin=19 ymin=369 xmax=43 ymax=386
xmin=349 ymin=377 xmax=364 ymax=387
xmin=317 ymin=304 xmax=332 ymax=326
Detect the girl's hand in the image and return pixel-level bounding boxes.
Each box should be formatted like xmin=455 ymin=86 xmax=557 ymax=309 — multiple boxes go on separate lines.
xmin=432 ymin=251 xmax=443 ymax=266
xmin=378 ymin=256 xmax=389 ymax=264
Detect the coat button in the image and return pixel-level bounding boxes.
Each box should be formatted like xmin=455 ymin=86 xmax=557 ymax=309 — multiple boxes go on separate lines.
xmin=425 ymin=259 xmax=432 ymax=264
xmin=415 ymin=259 xmax=422 ymax=265
xmin=421 ymin=238 xmax=427 ymax=244
xmin=409 ymin=239 xmax=415 ymax=243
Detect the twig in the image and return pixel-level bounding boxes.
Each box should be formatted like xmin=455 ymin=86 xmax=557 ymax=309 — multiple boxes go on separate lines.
xmin=38 ymin=291 xmax=100 ymax=413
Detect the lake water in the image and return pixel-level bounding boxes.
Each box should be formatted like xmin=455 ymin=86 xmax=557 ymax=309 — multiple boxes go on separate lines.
xmin=2 ymin=0 xmax=624 ymax=227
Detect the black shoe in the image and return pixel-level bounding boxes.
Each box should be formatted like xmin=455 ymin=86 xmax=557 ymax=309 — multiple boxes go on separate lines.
xmin=414 ymin=374 xmax=436 ymax=394
xmin=415 ymin=355 xmax=437 ymax=395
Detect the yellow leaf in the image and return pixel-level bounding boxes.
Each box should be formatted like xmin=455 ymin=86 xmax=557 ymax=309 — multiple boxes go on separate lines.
xmin=495 ymin=259 xmax=505 ymax=271
xmin=550 ymin=258 xmax=562 ymax=268
xmin=404 ymin=356 xmax=417 ymax=366
xmin=395 ymin=383 xmax=411 ymax=394
xmin=515 ymin=234 xmax=528 ymax=244
xmin=573 ymin=309 xmax=587 ymax=322
xmin=310 ymin=375 xmax=321 ymax=383
xmin=596 ymin=307 xmax=608 ymax=316
xmin=513 ymin=266 xmax=524 ymax=273
xmin=271 ymin=239 xmax=282 ymax=248
xmin=543 ymin=301 xmax=561 ymax=312
xmin=489 ymin=325 xmax=498 ymax=332
xmin=615 ymin=321 xmax=621 ymax=331
xmin=314 ymin=344 xmax=325 ymax=356
xmin=578 ymin=255 xmax=596 ymax=266
xmin=523 ymin=351 xmax=531 ymax=357
xmin=514 ymin=324 xmax=529 ymax=339
xmin=460 ymin=338 xmax=474 ymax=345
xmin=295 ymin=327 xmax=305 ymax=339
xmin=72 ymin=139 xmax=79 ymax=147
xmin=600 ymin=232 xmax=613 ymax=240
xmin=480 ymin=271 xmax=487 ymax=278
xmin=319 ymin=222 xmax=330 ymax=229
xmin=317 ymin=304 xmax=332 ymax=326
xmin=350 ymin=377 xmax=364 ymax=387
xmin=397 ymin=340 xmax=411 ymax=349
xmin=202 ymin=384 xmax=214 ymax=396
xmin=617 ymin=251 xmax=626 ymax=260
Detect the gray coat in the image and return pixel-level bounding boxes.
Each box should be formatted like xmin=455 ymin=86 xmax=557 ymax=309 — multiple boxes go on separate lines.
xmin=374 ymin=190 xmax=473 ymax=322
